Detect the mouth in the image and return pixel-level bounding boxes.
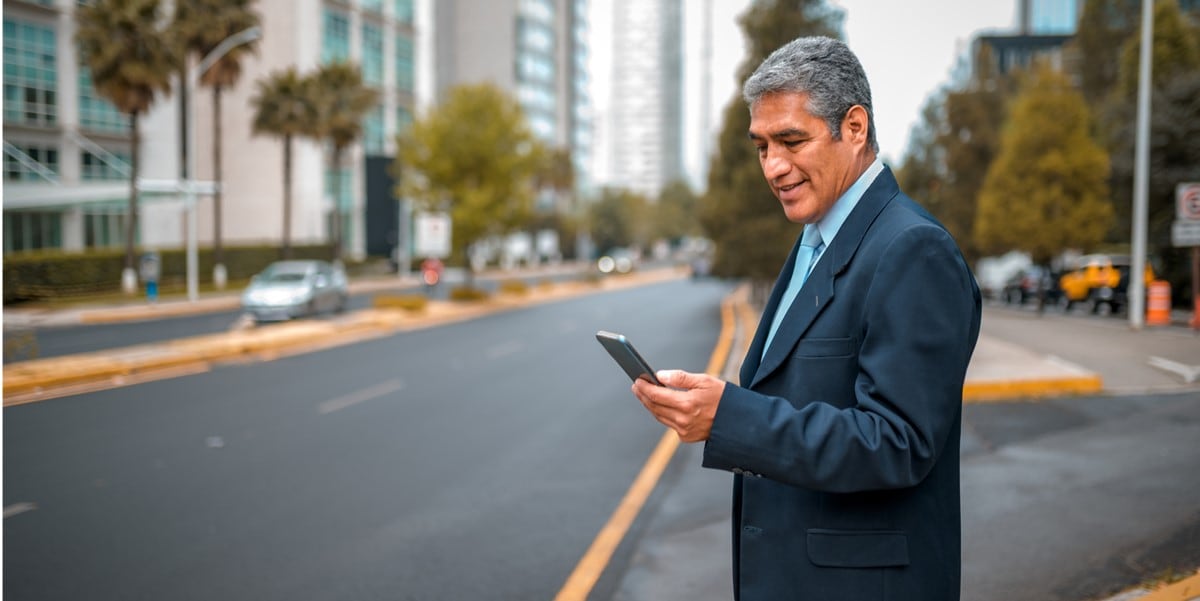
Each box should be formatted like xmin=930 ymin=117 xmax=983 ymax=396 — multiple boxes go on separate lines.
xmin=776 ymin=180 xmax=805 ymax=197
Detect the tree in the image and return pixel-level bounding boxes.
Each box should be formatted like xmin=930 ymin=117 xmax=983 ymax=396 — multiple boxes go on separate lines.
xmin=698 ymin=0 xmax=844 ymax=290
xmin=172 ymin=0 xmax=261 ymax=287
xmin=250 ymin=67 xmax=318 ymax=259
xmin=311 ymin=62 xmax=380 ymax=262
xmin=75 ymin=0 xmax=178 ymax=293
xmin=1069 ymin=0 xmax=1141 ymax=104
xmin=654 ymin=179 xmax=702 ymax=243
xmin=974 ymin=65 xmax=1112 ymax=269
xmin=588 ymin=188 xmax=650 ymax=254
xmin=1104 ymin=0 xmax=1200 ymax=300
xmin=395 ymin=83 xmax=544 ymax=281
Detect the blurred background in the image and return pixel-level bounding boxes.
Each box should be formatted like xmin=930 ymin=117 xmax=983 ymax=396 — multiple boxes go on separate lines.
xmin=5 ymin=0 xmax=1198 ymax=317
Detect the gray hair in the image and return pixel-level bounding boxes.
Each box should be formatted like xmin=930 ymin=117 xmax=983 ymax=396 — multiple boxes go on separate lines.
xmin=743 ymin=36 xmax=879 ymax=152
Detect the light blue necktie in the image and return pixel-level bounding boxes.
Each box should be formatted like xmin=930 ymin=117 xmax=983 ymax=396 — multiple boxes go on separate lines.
xmin=762 ymin=225 xmax=823 ymax=358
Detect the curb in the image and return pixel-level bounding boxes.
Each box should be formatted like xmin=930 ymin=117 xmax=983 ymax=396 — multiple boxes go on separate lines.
xmin=962 ymin=374 xmax=1105 ymax=403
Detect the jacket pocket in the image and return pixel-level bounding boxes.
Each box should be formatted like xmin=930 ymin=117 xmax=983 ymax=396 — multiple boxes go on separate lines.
xmin=793 ymin=336 xmax=854 ymax=358
xmin=806 ymin=529 xmax=909 ymax=568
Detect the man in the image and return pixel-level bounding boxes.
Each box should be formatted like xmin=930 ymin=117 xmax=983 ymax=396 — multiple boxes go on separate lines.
xmin=631 ymin=36 xmax=981 ymax=601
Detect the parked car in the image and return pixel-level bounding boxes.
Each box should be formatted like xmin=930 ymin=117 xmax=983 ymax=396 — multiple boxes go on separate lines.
xmin=241 ymin=260 xmax=349 ymax=322
xmin=1001 ymin=265 xmax=1054 ymax=306
xmin=1058 ymin=254 xmax=1154 ymax=314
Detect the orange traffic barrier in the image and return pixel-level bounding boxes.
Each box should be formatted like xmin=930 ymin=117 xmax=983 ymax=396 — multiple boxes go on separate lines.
xmin=1146 ymin=280 xmax=1171 ymax=326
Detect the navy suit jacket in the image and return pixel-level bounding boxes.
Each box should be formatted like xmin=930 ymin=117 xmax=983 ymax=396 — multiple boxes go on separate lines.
xmin=703 ymin=167 xmax=981 ymax=601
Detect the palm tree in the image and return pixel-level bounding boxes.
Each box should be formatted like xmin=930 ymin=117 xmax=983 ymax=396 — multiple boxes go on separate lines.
xmin=311 ymin=62 xmax=379 ymax=262
xmin=250 ymin=67 xmax=317 ymax=259
xmin=172 ymin=0 xmax=261 ymax=288
xmin=76 ymin=0 xmax=178 ymax=294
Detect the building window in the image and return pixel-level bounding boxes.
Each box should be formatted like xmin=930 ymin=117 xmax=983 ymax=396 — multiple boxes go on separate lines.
xmin=3 ymin=18 xmax=58 ymax=127
xmin=322 ymin=7 xmax=351 ymax=64
xmin=395 ymin=35 xmax=414 ymax=94
xmin=4 ymin=144 xmax=59 ymax=182
xmin=362 ymin=22 xmax=384 ymax=86
xmin=364 ymin=104 xmax=384 ymax=154
xmin=325 ymin=166 xmax=352 ymax=246
xmin=4 ymin=211 xmax=63 ymax=253
xmin=84 ymin=211 xmax=130 ymax=250
xmin=394 ymin=0 xmax=413 ymax=25
xmin=78 ymin=67 xmax=130 ymax=132
xmin=362 ymin=0 xmax=383 ymax=14
xmin=81 ymin=150 xmax=132 ymax=181
xmin=396 ymin=105 xmax=412 ymax=134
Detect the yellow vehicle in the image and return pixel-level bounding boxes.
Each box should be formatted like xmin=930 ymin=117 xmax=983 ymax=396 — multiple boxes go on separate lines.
xmin=1058 ymin=254 xmax=1155 ymax=315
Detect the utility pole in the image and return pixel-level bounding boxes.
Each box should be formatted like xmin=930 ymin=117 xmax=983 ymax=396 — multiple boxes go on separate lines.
xmin=1129 ymin=0 xmax=1153 ymax=330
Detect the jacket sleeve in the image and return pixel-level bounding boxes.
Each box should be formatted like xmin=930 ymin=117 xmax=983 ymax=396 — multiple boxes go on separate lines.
xmin=702 ymin=223 xmax=981 ymax=493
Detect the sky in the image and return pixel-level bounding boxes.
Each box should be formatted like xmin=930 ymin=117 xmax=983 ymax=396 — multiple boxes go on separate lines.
xmin=589 ymin=0 xmax=1018 ymax=191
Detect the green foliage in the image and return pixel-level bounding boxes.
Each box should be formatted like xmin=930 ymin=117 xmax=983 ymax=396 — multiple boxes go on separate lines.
xmin=1069 ymin=0 xmax=1141 ymax=104
xmin=75 ymin=0 xmax=178 ymax=116
xmin=974 ymin=66 xmax=1112 ymax=263
xmin=1116 ymin=0 xmax=1200 ymax=99
xmin=698 ymin=0 xmax=844 ymax=282
xmin=897 ymin=45 xmax=1017 ymax=263
xmin=395 ymin=83 xmax=545 ymax=268
xmin=653 ymin=179 xmax=702 ymax=243
xmin=587 ymin=188 xmax=650 ymax=254
xmin=171 ymin=0 xmax=261 ymax=90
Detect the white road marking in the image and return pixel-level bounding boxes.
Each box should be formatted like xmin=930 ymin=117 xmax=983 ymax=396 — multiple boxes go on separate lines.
xmin=317 ymin=379 xmax=406 ymax=414
xmin=4 ymin=502 xmax=38 ymax=518
xmin=1148 ymin=356 xmax=1200 ymax=383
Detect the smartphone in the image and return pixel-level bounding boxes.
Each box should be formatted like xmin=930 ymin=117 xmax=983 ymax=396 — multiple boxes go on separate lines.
xmin=595 ymin=330 xmax=663 ymax=386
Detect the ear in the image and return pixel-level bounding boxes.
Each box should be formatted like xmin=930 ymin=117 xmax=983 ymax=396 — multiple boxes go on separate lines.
xmin=842 ymin=105 xmax=869 ymax=148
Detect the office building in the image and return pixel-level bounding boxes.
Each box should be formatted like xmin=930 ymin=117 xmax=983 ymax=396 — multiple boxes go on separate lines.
xmin=606 ymin=0 xmax=683 ymax=200
xmin=3 ymin=0 xmax=422 ymax=262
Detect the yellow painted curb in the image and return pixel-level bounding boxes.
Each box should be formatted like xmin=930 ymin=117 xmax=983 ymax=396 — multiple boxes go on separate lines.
xmin=963 ymin=374 xmax=1104 ymax=403
xmin=1137 ymin=571 xmax=1200 ymax=601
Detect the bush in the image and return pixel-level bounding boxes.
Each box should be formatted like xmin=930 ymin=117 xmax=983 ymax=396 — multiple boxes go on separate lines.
xmin=3 ymin=244 xmax=336 ymax=305
xmin=372 ymin=294 xmax=428 ymax=312
xmin=448 ymin=286 xmax=490 ymax=302
xmin=498 ymin=279 xmax=529 ymax=296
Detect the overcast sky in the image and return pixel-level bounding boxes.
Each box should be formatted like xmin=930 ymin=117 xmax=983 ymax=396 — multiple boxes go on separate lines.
xmin=589 ymin=0 xmax=1018 ymax=192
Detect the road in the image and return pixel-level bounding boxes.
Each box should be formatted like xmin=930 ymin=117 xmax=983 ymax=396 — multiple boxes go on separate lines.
xmin=3 ymin=278 xmax=735 ymax=601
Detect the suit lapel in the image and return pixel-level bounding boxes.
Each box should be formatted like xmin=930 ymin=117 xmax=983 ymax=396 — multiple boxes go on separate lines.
xmin=739 ymin=235 xmax=802 ymax=386
xmin=748 ymin=167 xmax=901 ymax=389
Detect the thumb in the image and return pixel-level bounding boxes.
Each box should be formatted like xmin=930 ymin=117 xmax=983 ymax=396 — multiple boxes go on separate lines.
xmin=656 ymin=369 xmax=702 ymax=389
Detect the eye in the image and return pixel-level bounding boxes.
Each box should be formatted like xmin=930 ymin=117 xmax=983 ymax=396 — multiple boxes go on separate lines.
xmin=784 ymin=139 xmax=803 ymax=149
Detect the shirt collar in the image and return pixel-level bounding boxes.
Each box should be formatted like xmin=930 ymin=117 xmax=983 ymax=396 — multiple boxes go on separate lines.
xmin=814 ymin=157 xmax=884 ymax=246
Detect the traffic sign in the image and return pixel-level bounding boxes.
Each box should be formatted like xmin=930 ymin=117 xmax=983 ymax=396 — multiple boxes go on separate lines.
xmin=1172 ymin=219 xmax=1200 ymax=247
xmin=1178 ymin=182 xmax=1200 ymax=220
xmin=414 ymin=212 xmax=451 ymax=259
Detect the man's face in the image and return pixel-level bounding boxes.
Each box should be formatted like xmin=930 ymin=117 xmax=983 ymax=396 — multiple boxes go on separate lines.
xmin=748 ymin=92 xmax=865 ymax=224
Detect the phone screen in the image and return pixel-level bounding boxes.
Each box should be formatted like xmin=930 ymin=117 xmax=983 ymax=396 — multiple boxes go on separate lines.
xmin=595 ymin=331 xmax=663 ymax=386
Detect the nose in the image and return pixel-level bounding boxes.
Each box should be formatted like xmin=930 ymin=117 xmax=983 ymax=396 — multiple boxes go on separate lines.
xmin=760 ymin=146 xmax=790 ymax=181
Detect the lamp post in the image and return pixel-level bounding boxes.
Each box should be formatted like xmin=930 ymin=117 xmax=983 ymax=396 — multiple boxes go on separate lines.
xmin=186 ymin=25 xmax=261 ymax=301
xmin=1129 ymin=0 xmax=1153 ymax=330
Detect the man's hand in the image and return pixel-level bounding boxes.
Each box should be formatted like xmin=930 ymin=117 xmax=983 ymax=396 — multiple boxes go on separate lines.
xmin=632 ymin=370 xmax=726 ymax=443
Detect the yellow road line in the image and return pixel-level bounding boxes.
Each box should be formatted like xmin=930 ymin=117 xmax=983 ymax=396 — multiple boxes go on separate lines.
xmin=554 ymin=290 xmax=738 ymax=601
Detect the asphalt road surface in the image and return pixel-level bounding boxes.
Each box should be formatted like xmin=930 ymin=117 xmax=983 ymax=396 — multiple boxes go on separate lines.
xmin=3 ymin=278 xmax=735 ymax=601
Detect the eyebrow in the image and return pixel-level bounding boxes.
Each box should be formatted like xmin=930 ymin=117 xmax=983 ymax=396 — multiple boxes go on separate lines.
xmin=747 ymin=127 xmax=808 ymax=141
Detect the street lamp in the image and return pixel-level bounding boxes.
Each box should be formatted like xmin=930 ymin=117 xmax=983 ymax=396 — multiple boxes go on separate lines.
xmin=186 ymin=25 xmax=261 ymax=301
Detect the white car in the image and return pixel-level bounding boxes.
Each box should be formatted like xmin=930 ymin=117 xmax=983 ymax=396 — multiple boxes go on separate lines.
xmin=241 ymin=260 xmax=348 ymax=322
